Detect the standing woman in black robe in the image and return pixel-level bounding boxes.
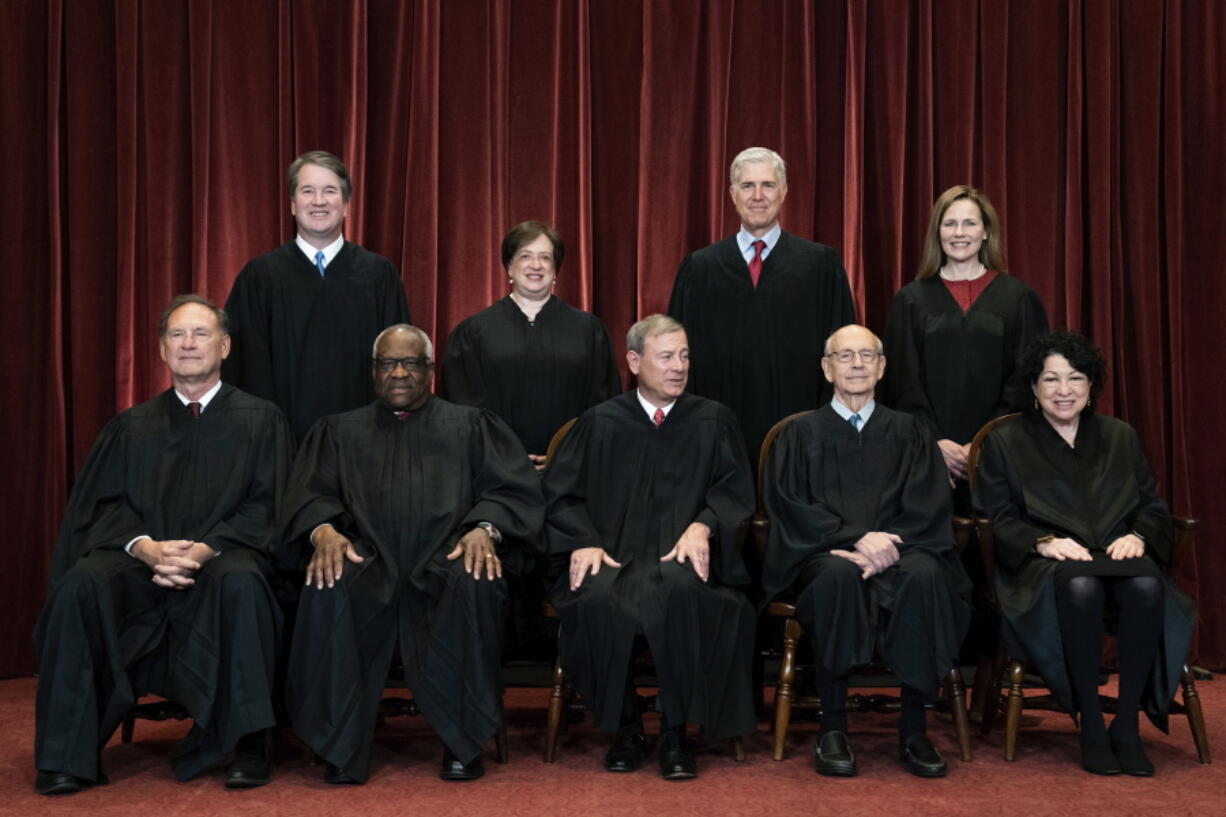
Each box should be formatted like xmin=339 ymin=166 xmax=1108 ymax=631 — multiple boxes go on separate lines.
xmin=975 ymin=332 xmax=1194 ymax=776
xmin=881 ymin=185 xmax=1049 ymax=509
xmin=442 ymin=221 xmax=621 ymax=657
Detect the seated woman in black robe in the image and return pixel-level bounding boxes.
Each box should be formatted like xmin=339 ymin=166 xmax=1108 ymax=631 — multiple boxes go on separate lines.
xmin=442 ymin=221 xmax=620 ymax=658
xmin=975 ymin=331 xmax=1195 ymax=776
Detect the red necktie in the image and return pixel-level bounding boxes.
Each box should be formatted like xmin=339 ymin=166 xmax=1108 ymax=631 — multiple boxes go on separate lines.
xmin=188 ymin=401 xmax=201 ymax=419
xmin=748 ymin=239 xmax=766 ymax=287
xmin=395 ymin=411 xmax=410 ymax=421
xmin=653 ymin=408 xmax=665 ymax=428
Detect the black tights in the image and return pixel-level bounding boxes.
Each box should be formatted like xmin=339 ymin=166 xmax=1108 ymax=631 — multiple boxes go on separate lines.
xmin=1054 ymin=574 xmax=1164 ymax=738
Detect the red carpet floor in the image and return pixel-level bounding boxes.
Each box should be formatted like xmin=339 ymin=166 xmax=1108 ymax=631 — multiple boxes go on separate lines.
xmin=0 ymin=676 xmax=1220 ymax=817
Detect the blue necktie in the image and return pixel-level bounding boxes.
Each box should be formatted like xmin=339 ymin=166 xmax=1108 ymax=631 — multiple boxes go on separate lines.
xmin=315 ymin=250 xmax=326 ymax=276
xmin=849 ymin=412 xmax=862 ymax=431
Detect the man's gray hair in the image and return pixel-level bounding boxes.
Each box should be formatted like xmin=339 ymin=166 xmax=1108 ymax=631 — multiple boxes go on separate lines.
xmin=823 ymin=324 xmax=883 ymax=356
xmin=158 ymin=294 xmax=228 ymax=337
xmin=729 ymin=147 xmax=787 ymax=187
xmin=627 ymin=314 xmax=684 ymax=355
xmin=372 ymin=324 xmax=433 ymax=360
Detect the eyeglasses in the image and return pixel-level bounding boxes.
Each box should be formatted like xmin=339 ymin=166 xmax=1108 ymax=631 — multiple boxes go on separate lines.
xmin=827 ymin=349 xmax=881 ymax=364
xmin=373 ymin=357 xmax=432 ymax=373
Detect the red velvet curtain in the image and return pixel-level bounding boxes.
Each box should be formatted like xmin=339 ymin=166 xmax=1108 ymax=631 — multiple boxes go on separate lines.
xmin=3 ymin=0 xmax=1223 ymax=675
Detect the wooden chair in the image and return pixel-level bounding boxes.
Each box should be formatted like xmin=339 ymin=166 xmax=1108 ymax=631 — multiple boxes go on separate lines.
xmin=754 ymin=411 xmax=974 ymax=762
xmin=540 ymin=418 xmax=747 ymax=764
xmin=966 ymin=412 xmax=1210 ymax=763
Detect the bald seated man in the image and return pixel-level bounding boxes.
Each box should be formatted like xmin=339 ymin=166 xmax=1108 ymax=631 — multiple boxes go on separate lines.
xmin=761 ymin=324 xmax=971 ymax=778
xmin=281 ymin=324 xmax=544 ymax=784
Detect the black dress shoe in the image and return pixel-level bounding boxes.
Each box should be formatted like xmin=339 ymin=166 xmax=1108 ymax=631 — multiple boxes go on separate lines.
xmin=899 ymin=734 xmax=947 ymax=778
xmin=1079 ymin=732 xmax=1122 ymax=776
xmin=323 ymin=763 xmax=361 ymax=785
xmin=657 ymin=729 xmax=698 ymax=781
xmin=604 ymin=725 xmax=647 ymax=773
xmin=225 ymin=731 xmax=272 ymax=789
xmin=34 ymin=770 xmax=95 ymax=796
xmin=814 ymin=731 xmax=857 ymax=777
xmin=439 ymin=748 xmax=485 ymax=781
xmin=1109 ymin=724 xmax=1154 ymax=777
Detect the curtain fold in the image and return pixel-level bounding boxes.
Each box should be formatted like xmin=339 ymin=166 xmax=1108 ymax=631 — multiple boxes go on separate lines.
xmin=3 ymin=0 xmax=1223 ymax=675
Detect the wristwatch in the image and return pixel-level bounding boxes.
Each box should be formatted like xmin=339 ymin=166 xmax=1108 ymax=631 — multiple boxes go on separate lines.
xmin=475 ymin=521 xmax=502 ymax=545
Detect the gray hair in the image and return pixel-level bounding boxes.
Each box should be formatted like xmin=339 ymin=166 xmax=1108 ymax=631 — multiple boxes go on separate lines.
xmin=288 ymin=150 xmax=353 ymax=202
xmin=823 ymin=324 xmax=883 ymax=356
xmin=372 ymin=324 xmax=433 ymax=360
xmin=627 ymin=314 xmax=684 ymax=355
xmin=158 ymin=294 xmax=228 ymax=337
xmin=729 ymin=147 xmax=787 ymax=187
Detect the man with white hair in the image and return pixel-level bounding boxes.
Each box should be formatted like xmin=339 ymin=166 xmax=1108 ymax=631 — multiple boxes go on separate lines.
xmin=669 ymin=147 xmax=855 ymax=463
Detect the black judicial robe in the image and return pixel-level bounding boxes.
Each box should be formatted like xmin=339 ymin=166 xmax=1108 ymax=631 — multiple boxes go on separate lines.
xmin=442 ymin=295 xmax=621 ymax=457
xmin=881 ymin=274 xmax=1049 ymax=446
xmin=543 ymin=392 xmax=757 ymax=739
xmin=281 ymin=398 xmax=544 ymax=780
xmin=222 ymin=240 xmax=410 ymax=438
xmin=974 ymin=412 xmax=1195 ymax=726
xmin=762 ymin=405 xmax=970 ymax=690
xmin=669 ymin=232 xmax=855 ymax=460
xmin=34 ymin=385 xmax=292 ymax=783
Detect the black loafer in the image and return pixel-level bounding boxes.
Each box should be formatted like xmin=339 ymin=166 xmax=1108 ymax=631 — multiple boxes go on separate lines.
xmin=899 ymin=734 xmax=947 ymax=778
xmin=34 ymin=770 xmax=94 ymax=796
xmin=1109 ymin=726 xmax=1153 ymax=777
xmin=657 ymin=730 xmax=698 ymax=781
xmin=323 ymin=762 xmax=360 ymax=785
xmin=440 ymin=748 xmax=485 ymax=781
xmin=814 ymin=731 xmax=857 ymax=777
xmin=1079 ymin=733 xmax=1122 ymax=776
xmin=604 ymin=725 xmax=647 ymax=773
xmin=225 ymin=731 xmax=272 ymax=789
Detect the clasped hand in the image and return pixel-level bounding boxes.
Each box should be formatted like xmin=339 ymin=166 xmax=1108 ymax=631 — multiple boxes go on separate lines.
xmin=830 ymin=531 xmax=901 ymax=579
xmin=132 ymin=538 xmax=218 ymax=589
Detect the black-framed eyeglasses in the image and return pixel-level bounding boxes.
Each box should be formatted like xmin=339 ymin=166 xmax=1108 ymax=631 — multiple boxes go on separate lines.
xmin=826 ymin=349 xmax=881 ymax=364
xmin=373 ymin=357 xmax=432 ymax=373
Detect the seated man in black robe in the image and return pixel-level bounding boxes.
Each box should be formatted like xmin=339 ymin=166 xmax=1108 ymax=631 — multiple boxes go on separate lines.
xmin=33 ymin=295 xmax=292 ymax=795
xmin=223 ymin=150 xmax=411 ymax=440
xmin=762 ymin=324 xmax=971 ymax=778
xmin=543 ymin=314 xmax=757 ymax=780
xmin=282 ymin=324 xmax=543 ymax=784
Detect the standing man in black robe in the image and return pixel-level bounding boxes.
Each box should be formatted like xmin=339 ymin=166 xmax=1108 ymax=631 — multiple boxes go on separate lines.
xmin=544 ymin=314 xmax=757 ymax=780
xmin=223 ymin=150 xmax=411 ymax=440
xmin=282 ymin=324 xmax=543 ymax=785
xmin=668 ymin=146 xmax=856 ymax=464
xmin=762 ymin=324 xmax=970 ymax=778
xmin=33 ymin=295 xmax=292 ymax=795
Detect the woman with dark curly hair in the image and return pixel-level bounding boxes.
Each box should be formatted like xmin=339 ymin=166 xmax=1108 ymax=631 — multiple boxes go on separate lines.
xmin=974 ymin=331 xmax=1195 ymax=776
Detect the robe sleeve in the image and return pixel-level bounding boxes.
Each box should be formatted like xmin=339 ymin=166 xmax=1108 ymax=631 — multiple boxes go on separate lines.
xmin=49 ymin=416 xmax=146 ymax=583
xmin=825 ymin=251 xmax=858 ymax=329
xmin=997 ymin=284 xmax=1050 ymax=416
xmin=459 ymin=410 xmax=545 ymax=547
xmin=376 ymin=261 xmax=411 ymax=328
xmin=542 ymin=411 xmax=604 ymax=556
xmin=973 ymin=428 xmax=1051 ymax=573
xmin=198 ymin=408 xmax=294 ymax=557
xmin=881 ymin=289 xmax=940 ymax=433
xmin=439 ymin=321 xmax=488 ymax=408
xmin=1123 ymin=425 xmax=1174 ymax=568
xmin=278 ymin=417 xmax=359 ymax=571
xmin=588 ymin=318 xmax=622 ymax=407
xmin=888 ymin=422 xmax=957 ymax=556
xmin=667 ymin=255 xmax=693 ymax=325
xmin=220 ymin=264 xmax=275 ymax=401
xmin=761 ymin=420 xmax=871 ymax=599
xmin=693 ymin=407 xmax=755 ymax=586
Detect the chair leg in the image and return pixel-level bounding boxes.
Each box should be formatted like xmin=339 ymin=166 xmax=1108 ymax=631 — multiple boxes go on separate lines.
xmin=731 ymin=735 xmax=746 ymax=762
xmin=979 ymin=642 xmax=1007 ymax=735
xmin=1004 ymin=660 xmax=1025 ymax=761
xmin=495 ymin=722 xmax=509 ymax=764
xmin=121 ymin=712 xmax=135 ymax=744
xmin=945 ymin=667 xmax=973 ymax=762
xmin=1181 ymin=664 xmax=1212 ymax=764
xmin=544 ymin=657 xmax=566 ymax=763
xmin=772 ymin=618 xmax=800 ymax=761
